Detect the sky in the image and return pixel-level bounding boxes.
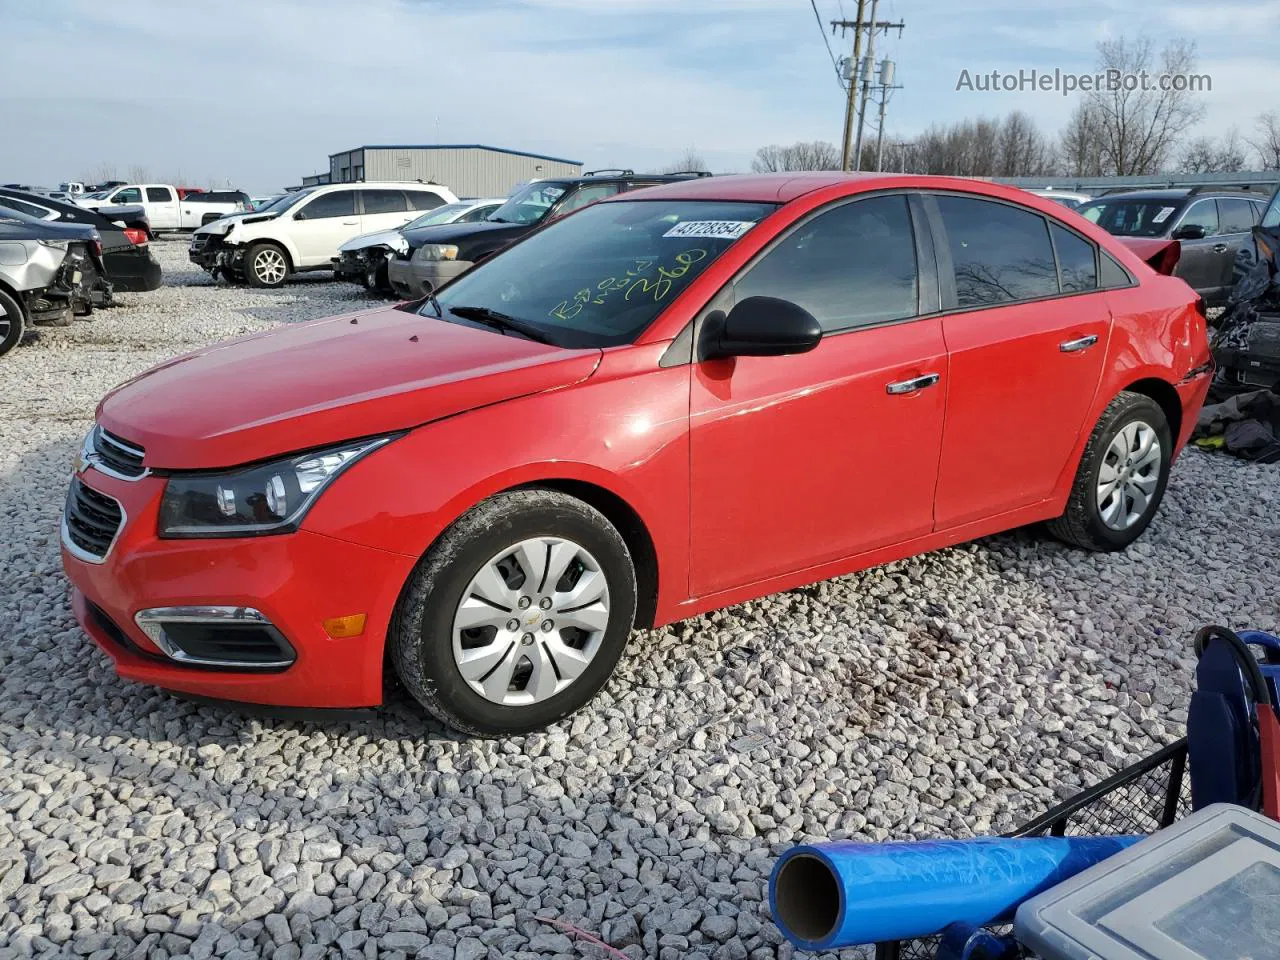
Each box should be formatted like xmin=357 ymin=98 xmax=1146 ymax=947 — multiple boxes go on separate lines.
xmin=2 ymin=0 xmax=1278 ymax=194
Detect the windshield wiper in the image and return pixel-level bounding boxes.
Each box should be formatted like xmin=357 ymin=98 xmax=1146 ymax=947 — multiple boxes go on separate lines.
xmin=422 ymin=289 xmax=443 ymax=318
xmin=487 ymin=216 xmax=513 ymax=223
xmin=447 ymin=305 xmax=554 ymax=344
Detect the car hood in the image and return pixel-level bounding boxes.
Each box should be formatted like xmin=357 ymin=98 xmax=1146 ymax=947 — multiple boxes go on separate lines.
xmin=402 ymin=219 xmax=527 ymax=251
xmin=97 ymin=304 xmax=602 ymax=469
xmin=195 ymin=211 xmax=279 ymax=236
xmin=339 ymin=227 xmax=406 ymax=255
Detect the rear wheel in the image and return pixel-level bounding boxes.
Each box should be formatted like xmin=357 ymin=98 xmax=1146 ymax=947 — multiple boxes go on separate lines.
xmin=0 ymin=288 xmax=26 ymax=357
xmin=1048 ymin=392 xmax=1172 ymax=551
xmin=389 ymin=489 xmax=637 ymax=736
xmin=244 ymin=242 xmax=289 ymax=288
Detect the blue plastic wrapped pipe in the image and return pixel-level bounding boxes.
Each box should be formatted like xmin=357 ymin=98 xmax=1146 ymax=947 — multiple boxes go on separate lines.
xmin=769 ymin=835 xmax=1140 ymax=951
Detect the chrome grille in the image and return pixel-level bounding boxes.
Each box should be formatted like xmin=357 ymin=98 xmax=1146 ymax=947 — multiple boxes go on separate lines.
xmin=92 ymin=427 xmax=146 ymax=479
xmin=63 ymin=478 xmax=124 ymax=562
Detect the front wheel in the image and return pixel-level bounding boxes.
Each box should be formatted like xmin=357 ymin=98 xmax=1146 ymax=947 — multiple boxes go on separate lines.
xmin=389 ymin=489 xmax=637 ymax=736
xmin=243 ymin=242 xmax=290 ymax=288
xmin=0 ymin=287 xmax=26 ymax=357
xmin=1048 ymin=391 xmax=1173 ymax=551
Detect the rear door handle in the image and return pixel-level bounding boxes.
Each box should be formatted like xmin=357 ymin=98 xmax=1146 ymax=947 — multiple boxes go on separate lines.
xmin=886 ymin=373 xmax=940 ymax=395
xmin=1212 ymin=243 xmax=1228 ymax=253
xmin=343 ymin=220 xmax=359 ymax=225
xmin=1059 ymin=335 xmax=1099 ymax=353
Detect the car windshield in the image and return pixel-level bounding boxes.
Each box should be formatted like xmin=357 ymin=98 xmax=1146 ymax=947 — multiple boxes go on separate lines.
xmin=406 ymin=202 xmax=473 ymax=229
xmin=261 ymin=190 xmax=313 ymax=213
xmin=488 ymin=182 xmax=569 ymax=225
xmin=424 ymin=199 xmax=778 ymax=348
xmin=1077 ymin=198 xmax=1185 ymax=237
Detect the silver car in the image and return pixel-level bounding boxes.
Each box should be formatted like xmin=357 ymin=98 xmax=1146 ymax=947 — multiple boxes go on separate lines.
xmin=0 ymin=209 xmax=99 ymax=356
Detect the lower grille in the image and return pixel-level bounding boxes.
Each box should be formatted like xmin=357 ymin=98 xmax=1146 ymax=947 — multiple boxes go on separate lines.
xmin=135 ymin=607 xmax=296 ymax=671
xmin=64 ymin=478 xmax=124 ymax=562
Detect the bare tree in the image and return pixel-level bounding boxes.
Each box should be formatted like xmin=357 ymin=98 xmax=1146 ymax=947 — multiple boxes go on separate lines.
xmin=750 ymin=141 xmax=841 ymax=172
xmin=1178 ymin=128 xmax=1246 ymax=173
xmin=83 ymin=162 xmax=118 ymax=184
xmin=1084 ymin=35 xmax=1206 ymax=175
xmin=997 ymin=111 xmax=1055 ymax=177
xmin=1249 ymin=112 xmax=1280 ymax=170
xmin=127 ymin=164 xmax=151 ymax=183
xmin=660 ymin=147 xmax=707 ymax=174
xmin=1057 ymin=104 xmax=1106 ymax=176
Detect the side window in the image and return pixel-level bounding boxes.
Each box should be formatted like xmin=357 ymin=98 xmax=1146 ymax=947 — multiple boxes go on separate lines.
xmin=461 ymin=203 xmax=497 ymax=222
xmin=406 ymin=191 xmax=444 ymax=211
xmin=733 ymin=194 xmax=919 ymax=333
xmin=114 ymin=187 xmax=142 ymax=204
xmin=361 ymin=189 xmax=407 ymax=214
xmin=1049 ymin=222 xmax=1098 ymax=293
xmin=1251 ymin=201 xmax=1266 ymax=225
xmin=1100 ymin=251 xmax=1133 ymax=289
xmin=298 ymin=190 xmax=355 ymax=220
xmin=1218 ymin=198 xmax=1255 ymax=234
xmin=0 ymin=197 xmax=52 ymax=219
xmin=935 ymin=195 xmax=1058 ymax=307
xmin=553 ymin=183 xmax=620 ymax=216
xmin=145 ymin=187 xmax=172 ymax=203
xmin=1178 ymin=199 xmax=1219 ymax=236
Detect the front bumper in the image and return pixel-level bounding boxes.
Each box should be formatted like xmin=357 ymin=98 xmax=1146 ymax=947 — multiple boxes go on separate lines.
xmin=188 ymin=233 xmax=241 ymax=276
xmin=61 ymin=467 xmax=418 ymax=709
xmin=387 ymin=257 xmax=471 ymax=298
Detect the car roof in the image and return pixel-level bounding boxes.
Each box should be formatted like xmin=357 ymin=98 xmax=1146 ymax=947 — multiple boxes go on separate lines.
xmin=1085 ymin=188 xmax=1265 ymax=202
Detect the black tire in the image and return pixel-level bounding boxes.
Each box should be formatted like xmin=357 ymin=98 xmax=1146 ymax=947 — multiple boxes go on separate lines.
xmin=243 ymin=242 xmax=290 ymax=288
xmin=1047 ymin=391 xmax=1172 ymax=551
xmin=0 ymin=287 xmax=25 ymax=357
xmin=389 ymin=489 xmax=638 ymax=736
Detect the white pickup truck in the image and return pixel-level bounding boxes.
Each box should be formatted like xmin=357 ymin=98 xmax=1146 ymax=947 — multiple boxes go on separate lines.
xmin=76 ymin=184 xmax=249 ymax=231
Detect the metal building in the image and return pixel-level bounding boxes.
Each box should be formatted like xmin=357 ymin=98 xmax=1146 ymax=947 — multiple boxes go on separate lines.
xmin=326 ymin=144 xmax=583 ymax=197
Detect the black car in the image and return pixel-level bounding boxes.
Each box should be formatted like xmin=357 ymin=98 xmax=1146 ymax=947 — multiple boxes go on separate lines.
xmin=1077 ymin=188 xmax=1268 ymax=305
xmin=385 ymin=170 xmax=712 ymax=298
xmin=0 ymin=188 xmax=162 ymax=295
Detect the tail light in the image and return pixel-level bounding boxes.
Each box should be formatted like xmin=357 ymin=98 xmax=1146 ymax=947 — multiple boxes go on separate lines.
xmin=91 ymin=238 xmax=103 ymax=258
xmin=123 ymin=228 xmax=149 ymax=246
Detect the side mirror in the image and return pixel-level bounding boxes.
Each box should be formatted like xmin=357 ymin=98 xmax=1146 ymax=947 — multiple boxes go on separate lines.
xmin=1173 ymin=223 xmax=1207 ymax=240
xmin=702 ymin=296 xmax=822 ymax=361
xmin=293 ymin=209 xmax=308 ymax=221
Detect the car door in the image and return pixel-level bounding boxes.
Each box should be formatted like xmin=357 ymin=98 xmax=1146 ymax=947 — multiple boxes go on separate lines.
xmin=109 ymin=186 xmax=143 ymax=210
xmin=1217 ymin=198 xmax=1258 ymax=290
xmin=360 ymin=188 xmax=416 ymax=232
xmin=1170 ymin=197 xmax=1222 ymax=299
xmin=144 ymin=186 xmax=179 ymax=229
xmin=928 ymin=194 xmax=1110 ymax=529
xmin=688 ymin=193 xmax=947 ymax=597
xmin=289 ymin=189 xmax=359 ymax=266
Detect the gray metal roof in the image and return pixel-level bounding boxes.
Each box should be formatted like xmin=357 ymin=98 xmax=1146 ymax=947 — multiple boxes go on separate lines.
xmin=329 ymin=144 xmax=583 ymax=166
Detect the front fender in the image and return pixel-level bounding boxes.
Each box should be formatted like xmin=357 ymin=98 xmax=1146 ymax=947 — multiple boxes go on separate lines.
xmin=301 ymin=345 xmax=692 ymax=612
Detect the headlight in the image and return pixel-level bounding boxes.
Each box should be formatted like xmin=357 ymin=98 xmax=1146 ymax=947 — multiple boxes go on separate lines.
xmin=38 ymin=239 xmax=69 ymax=250
xmin=417 ymin=244 xmax=459 ymax=261
xmin=158 ymin=436 xmax=395 ymax=538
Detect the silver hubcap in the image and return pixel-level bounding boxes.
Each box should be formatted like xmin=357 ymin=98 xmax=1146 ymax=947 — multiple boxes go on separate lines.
xmin=452 ymin=537 xmax=611 ymax=706
xmin=254 ymin=249 xmax=286 ymax=284
xmin=1096 ymin=421 xmax=1162 ymax=530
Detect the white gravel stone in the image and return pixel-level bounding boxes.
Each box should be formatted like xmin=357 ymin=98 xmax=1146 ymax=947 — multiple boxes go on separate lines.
xmin=1 ymin=239 xmax=1278 ymax=958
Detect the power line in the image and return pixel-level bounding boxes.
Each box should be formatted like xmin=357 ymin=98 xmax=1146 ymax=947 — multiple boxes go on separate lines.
xmin=809 ymin=0 xmax=847 ymax=89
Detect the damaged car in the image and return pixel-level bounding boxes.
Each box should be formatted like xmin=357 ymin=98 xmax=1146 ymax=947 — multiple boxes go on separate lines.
xmin=333 ymin=198 xmax=503 ymax=294
xmin=1211 ymin=186 xmax=1280 ymax=395
xmin=0 ymin=210 xmax=100 ymax=356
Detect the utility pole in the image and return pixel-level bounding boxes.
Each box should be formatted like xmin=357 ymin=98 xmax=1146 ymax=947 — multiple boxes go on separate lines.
xmin=830 ymin=10 xmax=904 ymax=172
xmin=835 ymin=0 xmax=866 ymax=172
xmin=874 ymin=60 xmax=902 ymax=172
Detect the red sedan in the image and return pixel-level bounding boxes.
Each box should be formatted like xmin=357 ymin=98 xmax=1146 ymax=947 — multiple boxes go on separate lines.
xmin=62 ymin=173 xmax=1212 ymax=735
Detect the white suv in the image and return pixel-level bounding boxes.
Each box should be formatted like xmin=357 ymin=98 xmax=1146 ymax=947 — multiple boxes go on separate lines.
xmin=189 ymin=182 xmax=457 ymax=288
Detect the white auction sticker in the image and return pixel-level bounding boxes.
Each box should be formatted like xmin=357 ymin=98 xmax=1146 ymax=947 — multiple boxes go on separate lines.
xmin=1151 ymin=206 xmax=1176 ymax=224
xmin=663 ymin=220 xmax=756 ymax=240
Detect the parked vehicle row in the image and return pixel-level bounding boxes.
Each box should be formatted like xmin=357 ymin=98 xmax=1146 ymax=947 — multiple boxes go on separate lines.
xmin=189 ymin=182 xmax=458 ymax=287
xmin=78 ymin=184 xmax=251 ymax=231
xmin=65 ymin=172 xmax=1211 ymax=735
xmin=1078 ymin=187 xmax=1269 ymax=305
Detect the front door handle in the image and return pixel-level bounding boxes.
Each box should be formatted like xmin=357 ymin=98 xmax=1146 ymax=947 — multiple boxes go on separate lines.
xmin=342 ymin=220 xmax=359 ymax=225
xmin=1059 ymin=334 xmax=1099 ymax=353
xmin=1212 ymin=243 xmax=1228 ymax=253
xmin=886 ymin=373 xmax=940 ymax=395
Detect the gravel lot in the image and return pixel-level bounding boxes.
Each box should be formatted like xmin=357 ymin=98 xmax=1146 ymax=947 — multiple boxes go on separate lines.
xmin=2 ymin=238 xmax=1278 ymax=960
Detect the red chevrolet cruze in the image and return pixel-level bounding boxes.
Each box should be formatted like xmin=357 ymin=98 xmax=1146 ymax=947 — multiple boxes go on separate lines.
xmin=63 ymin=173 xmax=1212 ymax=735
